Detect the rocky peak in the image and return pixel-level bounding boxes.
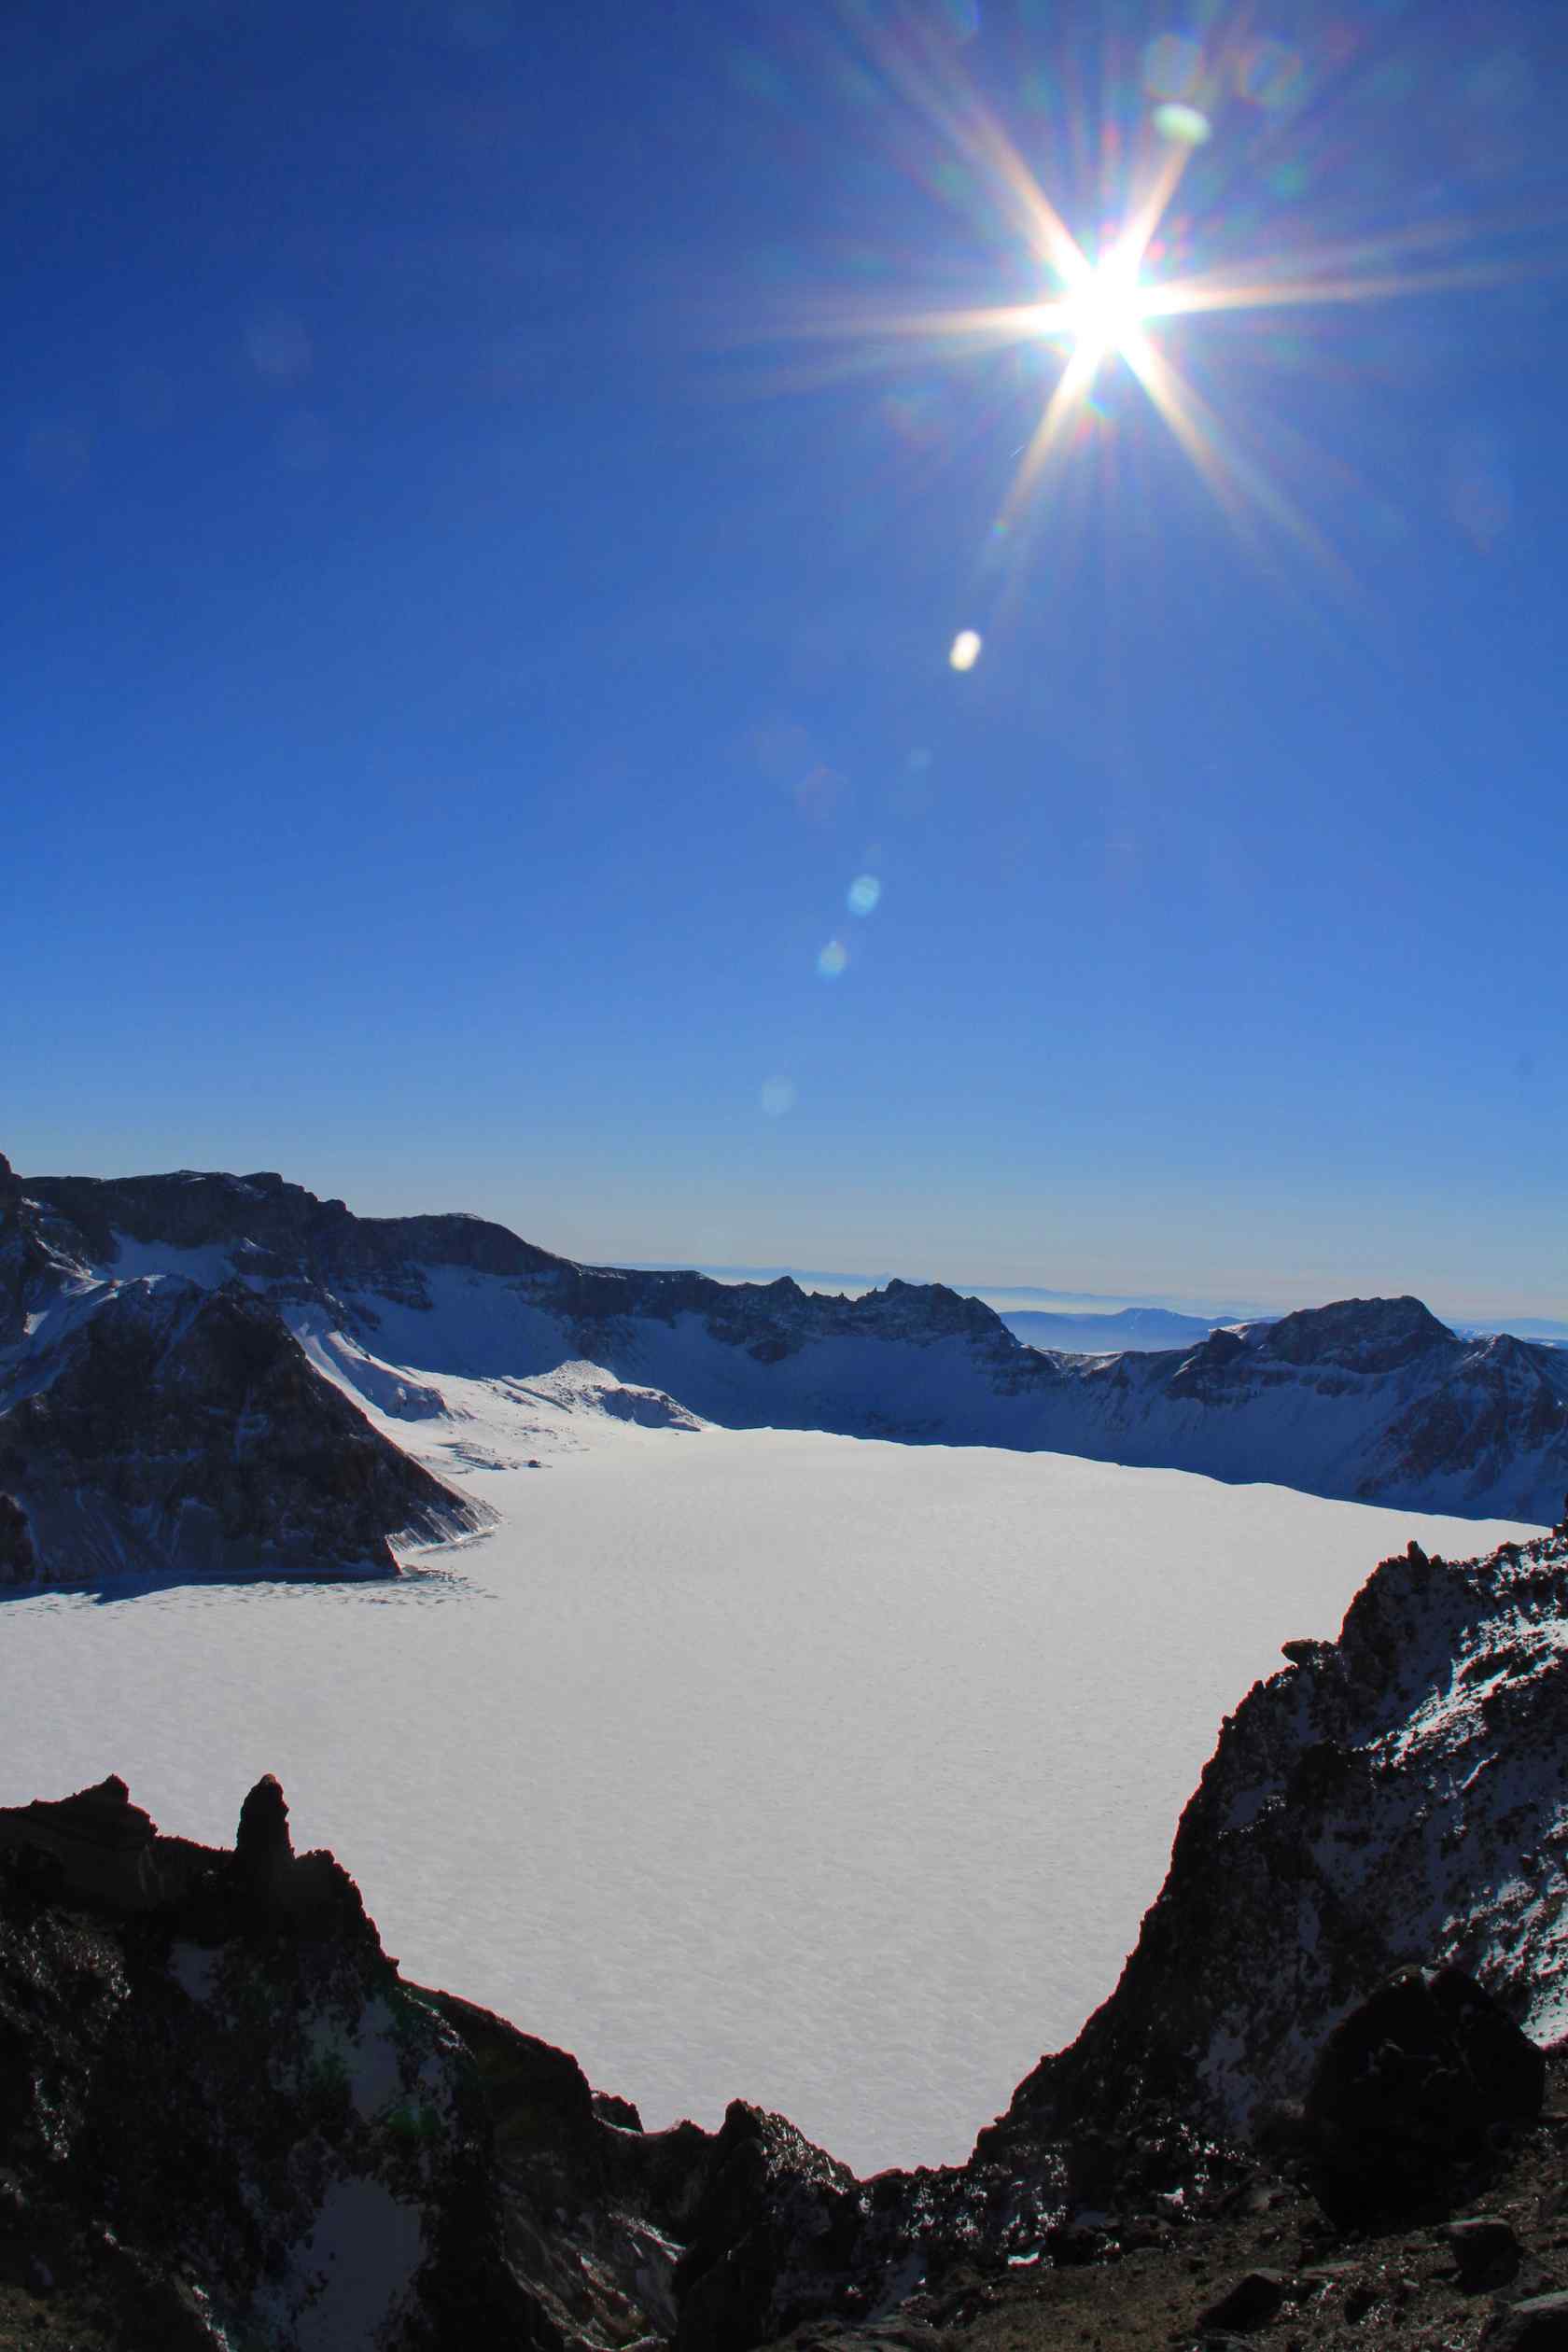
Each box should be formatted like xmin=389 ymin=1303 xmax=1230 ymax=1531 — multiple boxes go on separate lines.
xmin=235 ymin=1773 xmax=293 ymax=1898
xmin=23 ymin=1163 xmax=569 ymax=1292
xmin=1260 ymin=1295 xmax=1457 ymax=1375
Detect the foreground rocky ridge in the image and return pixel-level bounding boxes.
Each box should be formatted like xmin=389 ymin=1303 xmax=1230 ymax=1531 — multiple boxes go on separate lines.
xmin=4 ymin=1153 xmax=1567 ymax=1584
xmin=3 ymin=1523 xmax=1566 ymax=2349
xmin=987 ymin=1521 xmax=1568 ymax=2177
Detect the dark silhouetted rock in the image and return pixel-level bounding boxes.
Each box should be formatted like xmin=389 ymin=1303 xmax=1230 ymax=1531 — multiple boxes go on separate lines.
xmin=594 ymin=2088 xmax=644 ymax=2130
xmin=0 ymin=1492 xmax=34 ymax=1579
xmin=1304 ymin=1966 xmax=1546 ymax=2223
xmin=676 ymin=2100 xmax=865 ymax=2352
xmin=1442 ymin=2215 xmax=1524 ymax=2289
xmin=1482 ymin=2291 xmax=1568 ymax=2349
xmin=234 ymin=1773 xmax=292 ymax=1901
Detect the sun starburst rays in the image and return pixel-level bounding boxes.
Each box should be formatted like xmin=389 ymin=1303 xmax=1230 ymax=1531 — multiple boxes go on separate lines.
xmin=740 ymin=25 xmax=1554 ymax=597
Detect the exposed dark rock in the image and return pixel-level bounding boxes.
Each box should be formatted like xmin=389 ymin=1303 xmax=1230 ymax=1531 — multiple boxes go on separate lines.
xmin=0 ymin=1778 xmax=533 ymax=2346
xmin=1302 ymin=1966 xmax=1545 ymax=2223
xmin=675 ymin=2100 xmax=864 ymax=2352
xmin=1440 ymin=2214 xmax=1525 ymax=2289
xmin=0 ymin=1492 xmax=34 ymax=1577
xmin=234 ymin=1773 xmax=293 ymax=1903
xmin=593 ymin=2087 xmax=644 ymax=2130
xmin=1483 ymin=2292 xmax=1568 ymax=2350
xmin=1195 ymin=2266 xmax=1288 ymax=2331
xmin=1260 ymin=1295 xmax=1456 ymax=1376
xmin=0 ymin=1275 xmax=483 ymax=1587
xmin=979 ymin=1527 xmax=1568 ymax=2190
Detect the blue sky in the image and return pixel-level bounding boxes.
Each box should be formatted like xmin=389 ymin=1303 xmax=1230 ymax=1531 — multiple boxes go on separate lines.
xmin=6 ymin=0 xmax=1566 ymax=1316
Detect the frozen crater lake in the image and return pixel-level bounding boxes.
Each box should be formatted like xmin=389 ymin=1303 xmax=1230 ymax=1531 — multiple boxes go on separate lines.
xmin=0 ymin=1409 xmax=1537 ymax=2175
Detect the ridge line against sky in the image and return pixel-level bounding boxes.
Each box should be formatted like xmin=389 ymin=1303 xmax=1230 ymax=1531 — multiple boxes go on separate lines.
xmin=7 ymin=1141 xmax=1565 ymax=1333
xmin=6 ymin=0 xmax=1566 ymax=1317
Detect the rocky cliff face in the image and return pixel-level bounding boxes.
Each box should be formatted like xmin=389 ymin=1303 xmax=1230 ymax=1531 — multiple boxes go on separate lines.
xmin=6 ymin=1154 xmax=1567 ymax=1590
xmin=0 ymin=1772 xmax=944 ymax=2351
xmin=0 ymin=1166 xmax=483 ymax=1587
xmin=0 ymin=1774 xmax=542 ymax=2347
xmin=986 ymin=1521 xmax=1568 ymax=2190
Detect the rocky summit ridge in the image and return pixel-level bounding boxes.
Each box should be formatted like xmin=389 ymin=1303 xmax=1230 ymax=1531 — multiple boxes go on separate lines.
xmin=4 ymin=1153 xmax=1568 ymax=1587
xmin=3 ymin=1519 xmax=1567 ymax=2350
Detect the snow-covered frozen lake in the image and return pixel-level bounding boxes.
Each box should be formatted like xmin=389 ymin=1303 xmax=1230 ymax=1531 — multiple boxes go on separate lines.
xmin=0 ymin=1425 xmax=1536 ymax=2175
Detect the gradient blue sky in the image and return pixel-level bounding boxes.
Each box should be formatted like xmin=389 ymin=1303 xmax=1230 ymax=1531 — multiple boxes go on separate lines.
xmin=7 ymin=0 xmax=1566 ymax=1316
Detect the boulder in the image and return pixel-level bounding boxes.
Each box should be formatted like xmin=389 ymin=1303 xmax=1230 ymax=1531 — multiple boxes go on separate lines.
xmin=1483 ymin=2292 xmax=1568 ymax=2350
xmin=1304 ymin=1965 xmax=1545 ymax=2222
xmin=1195 ymin=2267 xmax=1288 ymax=2331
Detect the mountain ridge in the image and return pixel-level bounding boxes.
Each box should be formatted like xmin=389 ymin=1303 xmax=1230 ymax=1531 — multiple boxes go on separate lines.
xmin=5 ymin=1153 xmax=1567 ymax=1586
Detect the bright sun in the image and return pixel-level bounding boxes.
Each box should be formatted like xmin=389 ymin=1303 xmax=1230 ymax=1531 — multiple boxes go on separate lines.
xmin=1054 ymin=250 xmax=1149 ymax=358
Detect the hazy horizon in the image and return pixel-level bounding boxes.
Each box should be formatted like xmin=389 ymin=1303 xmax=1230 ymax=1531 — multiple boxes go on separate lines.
xmin=7 ymin=1133 xmax=1565 ymax=1331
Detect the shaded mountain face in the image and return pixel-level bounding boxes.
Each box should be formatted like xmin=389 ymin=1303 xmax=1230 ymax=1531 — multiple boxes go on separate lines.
xmin=5 ymin=1153 xmax=1567 ymax=1589
xmin=0 ymin=1157 xmax=483 ymax=1587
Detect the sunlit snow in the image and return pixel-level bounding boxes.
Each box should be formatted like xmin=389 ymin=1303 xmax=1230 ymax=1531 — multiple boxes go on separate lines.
xmin=0 ymin=1414 xmax=1535 ymax=2176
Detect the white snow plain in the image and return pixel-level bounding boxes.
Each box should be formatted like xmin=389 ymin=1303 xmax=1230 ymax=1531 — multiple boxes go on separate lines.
xmin=0 ymin=1418 xmax=1538 ymax=2177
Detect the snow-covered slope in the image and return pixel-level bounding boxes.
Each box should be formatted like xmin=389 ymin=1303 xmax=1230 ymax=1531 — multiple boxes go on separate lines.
xmin=6 ymin=1155 xmax=1568 ymax=1584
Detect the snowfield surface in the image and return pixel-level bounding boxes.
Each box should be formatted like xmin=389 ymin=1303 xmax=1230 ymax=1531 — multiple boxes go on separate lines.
xmin=0 ymin=1398 xmax=1537 ymax=2176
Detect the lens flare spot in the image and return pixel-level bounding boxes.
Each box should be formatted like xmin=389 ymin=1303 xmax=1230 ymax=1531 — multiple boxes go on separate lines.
xmin=847 ymin=874 xmax=881 ymax=917
xmin=949 ymin=628 xmax=983 ymax=671
xmin=1153 ymin=100 xmax=1212 ymax=145
xmin=1238 ymin=39 xmax=1304 ymax=110
xmin=760 ymin=1076 xmax=797 ymax=1116
xmin=817 ymin=939 xmax=848 ymax=980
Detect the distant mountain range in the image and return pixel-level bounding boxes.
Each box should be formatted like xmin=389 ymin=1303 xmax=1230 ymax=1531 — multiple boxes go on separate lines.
xmin=1001 ymin=1305 xmax=1239 ymax=1352
xmin=4 ymin=1152 xmax=1567 ymax=1585
xmin=675 ymin=1268 xmax=1568 ymax=1350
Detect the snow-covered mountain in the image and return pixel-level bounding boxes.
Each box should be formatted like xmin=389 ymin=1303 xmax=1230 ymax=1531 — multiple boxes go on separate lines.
xmin=4 ymin=1153 xmax=1567 ymax=1583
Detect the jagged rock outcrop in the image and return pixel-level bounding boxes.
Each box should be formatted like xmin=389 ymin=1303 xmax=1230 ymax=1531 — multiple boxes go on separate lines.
xmin=983 ymin=1523 xmax=1568 ymax=2196
xmin=0 ymin=1774 xmax=533 ymax=2348
xmin=0 ymin=1774 xmax=927 ymax=2351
